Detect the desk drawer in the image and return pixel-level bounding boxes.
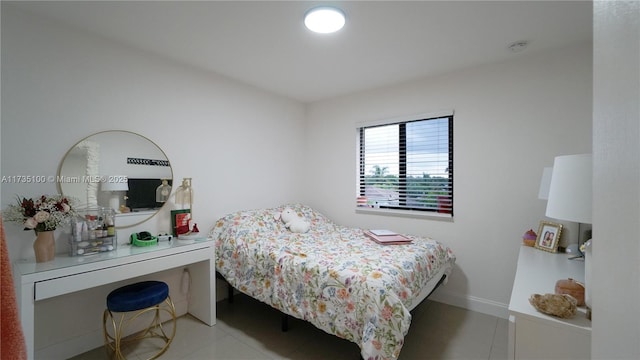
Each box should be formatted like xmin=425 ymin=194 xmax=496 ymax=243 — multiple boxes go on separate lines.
xmin=35 ymin=248 xmax=210 ymax=300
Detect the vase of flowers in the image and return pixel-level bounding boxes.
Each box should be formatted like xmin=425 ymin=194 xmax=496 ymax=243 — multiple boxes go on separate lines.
xmin=3 ymin=194 xmax=77 ymax=262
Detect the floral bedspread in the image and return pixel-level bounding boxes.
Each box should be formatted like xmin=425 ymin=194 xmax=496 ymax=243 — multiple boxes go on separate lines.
xmin=211 ymin=204 xmax=456 ymax=360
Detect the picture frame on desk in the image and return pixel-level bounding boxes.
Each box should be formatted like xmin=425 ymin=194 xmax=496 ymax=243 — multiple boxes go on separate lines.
xmin=171 ymin=209 xmax=191 ymax=236
xmin=535 ymin=221 xmax=563 ymax=253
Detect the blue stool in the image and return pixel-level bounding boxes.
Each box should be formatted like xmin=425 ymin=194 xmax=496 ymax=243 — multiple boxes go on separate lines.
xmin=103 ymin=281 xmax=176 ymax=359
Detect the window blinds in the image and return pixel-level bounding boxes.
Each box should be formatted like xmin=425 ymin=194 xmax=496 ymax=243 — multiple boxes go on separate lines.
xmin=358 ymin=116 xmax=453 ymax=214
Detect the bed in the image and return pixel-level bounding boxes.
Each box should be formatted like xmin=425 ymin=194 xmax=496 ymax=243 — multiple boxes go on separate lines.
xmin=211 ymin=204 xmax=456 ymax=360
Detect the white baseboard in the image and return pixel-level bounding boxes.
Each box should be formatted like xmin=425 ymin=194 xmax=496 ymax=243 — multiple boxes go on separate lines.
xmin=428 ymin=288 xmax=509 ymax=319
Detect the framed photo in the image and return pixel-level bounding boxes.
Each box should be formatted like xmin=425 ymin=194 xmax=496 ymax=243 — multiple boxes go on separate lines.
xmin=535 ymin=221 xmax=563 ymax=253
xmin=171 ymin=209 xmax=191 ymax=236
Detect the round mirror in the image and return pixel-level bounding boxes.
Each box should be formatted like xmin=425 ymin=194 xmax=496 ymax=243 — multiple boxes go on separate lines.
xmin=57 ymin=130 xmax=172 ymax=228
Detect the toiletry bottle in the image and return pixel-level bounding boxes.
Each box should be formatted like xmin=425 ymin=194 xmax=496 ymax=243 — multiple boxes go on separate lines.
xmin=81 ymin=220 xmax=89 ymax=241
xmin=88 ymin=215 xmax=96 ymax=241
xmin=106 ymin=213 xmax=115 ymax=237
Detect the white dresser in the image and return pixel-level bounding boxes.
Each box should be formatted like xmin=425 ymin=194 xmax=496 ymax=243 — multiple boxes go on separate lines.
xmin=508 ymin=245 xmax=591 ymax=359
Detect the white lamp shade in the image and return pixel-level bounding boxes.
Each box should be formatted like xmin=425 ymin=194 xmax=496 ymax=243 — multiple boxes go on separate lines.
xmin=545 ymin=154 xmax=592 ymax=224
xmin=538 ymin=167 xmax=553 ymax=200
xmin=101 ymin=177 xmax=129 ymax=192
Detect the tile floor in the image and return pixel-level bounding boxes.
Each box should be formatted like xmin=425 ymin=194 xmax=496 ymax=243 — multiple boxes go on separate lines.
xmin=71 ymin=293 xmax=508 ymax=360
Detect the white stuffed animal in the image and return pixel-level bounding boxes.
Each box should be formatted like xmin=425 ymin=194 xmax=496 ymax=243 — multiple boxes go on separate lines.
xmin=276 ymin=207 xmax=310 ymax=233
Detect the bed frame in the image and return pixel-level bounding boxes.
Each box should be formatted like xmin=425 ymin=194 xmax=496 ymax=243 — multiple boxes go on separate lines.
xmin=216 ymin=271 xmax=448 ymax=332
xmin=211 ymin=205 xmax=455 ymax=359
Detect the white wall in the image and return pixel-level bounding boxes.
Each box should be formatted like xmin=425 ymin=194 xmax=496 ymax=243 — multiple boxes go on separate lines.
xmin=1 ymin=6 xmax=305 ymax=357
xmin=1 ymin=5 xmax=305 ymax=259
xmin=303 ymin=42 xmax=593 ymax=317
xmin=592 ymin=1 xmax=640 ymax=358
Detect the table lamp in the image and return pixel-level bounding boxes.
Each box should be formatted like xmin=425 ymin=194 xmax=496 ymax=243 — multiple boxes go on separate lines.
xmin=546 ymin=154 xmax=592 ymax=226
xmin=546 ymin=154 xmax=592 ymax=252
xmin=101 ymin=176 xmax=129 ymax=212
xmin=175 ymin=177 xmax=193 ymax=214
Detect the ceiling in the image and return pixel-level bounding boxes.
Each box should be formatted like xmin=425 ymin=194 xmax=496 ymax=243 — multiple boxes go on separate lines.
xmin=10 ymin=1 xmax=593 ymax=103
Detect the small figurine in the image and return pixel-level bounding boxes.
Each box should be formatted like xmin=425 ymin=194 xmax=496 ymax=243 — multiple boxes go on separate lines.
xmin=522 ymin=229 xmax=537 ymax=247
xmin=191 ymin=223 xmax=199 ymax=233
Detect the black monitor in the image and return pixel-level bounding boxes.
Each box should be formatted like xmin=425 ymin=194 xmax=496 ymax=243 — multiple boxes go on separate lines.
xmin=126 ymin=178 xmax=172 ymax=211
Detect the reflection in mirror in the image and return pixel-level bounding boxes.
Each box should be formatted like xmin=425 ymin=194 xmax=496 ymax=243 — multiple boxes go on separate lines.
xmin=58 ymin=131 xmax=172 ymax=227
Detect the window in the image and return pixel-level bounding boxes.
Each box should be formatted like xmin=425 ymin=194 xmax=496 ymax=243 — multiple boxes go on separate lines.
xmin=357 ymin=114 xmax=453 ymax=215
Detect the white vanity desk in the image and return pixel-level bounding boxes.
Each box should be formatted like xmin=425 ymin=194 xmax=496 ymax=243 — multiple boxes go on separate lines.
xmin=13 ymin=239 xmax=216 ymax=360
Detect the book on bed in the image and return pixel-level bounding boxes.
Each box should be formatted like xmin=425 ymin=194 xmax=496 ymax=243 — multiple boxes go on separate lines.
xmin=369 ymin=229 xmax=398 ymax=236
xmin=364 ymin=230 xmax=412 ymax=245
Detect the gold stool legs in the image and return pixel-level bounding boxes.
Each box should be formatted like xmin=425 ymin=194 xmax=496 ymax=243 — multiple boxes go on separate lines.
xmin=103 ymin=296 xmax=177 ymax=360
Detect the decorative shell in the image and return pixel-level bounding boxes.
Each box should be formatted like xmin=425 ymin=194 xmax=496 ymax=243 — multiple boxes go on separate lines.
xmin=529 ymin=293 xmax=578 ymax=319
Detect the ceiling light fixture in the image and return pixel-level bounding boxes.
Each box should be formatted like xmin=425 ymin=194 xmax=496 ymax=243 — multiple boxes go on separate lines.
xmin=304 ymin=6 xmax=346 ymax=34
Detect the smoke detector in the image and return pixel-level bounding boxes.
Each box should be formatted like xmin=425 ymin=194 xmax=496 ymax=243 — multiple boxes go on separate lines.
xmin=508 ymin=40 xmax=530 ymax=53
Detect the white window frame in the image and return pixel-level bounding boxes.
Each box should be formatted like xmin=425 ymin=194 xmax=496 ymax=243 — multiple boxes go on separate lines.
xmin=355 ymin=110 xmax=454 ymax=220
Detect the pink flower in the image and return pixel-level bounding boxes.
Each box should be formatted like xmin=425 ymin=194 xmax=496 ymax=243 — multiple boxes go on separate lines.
xmin=33 ymin=211 xmax=50 ymax=223
xmin=372 ymin=340 xmax=382 ymax=350
xmin=24 ymin=217 xmax=38 ymax=229
xmin=4 ymin=194 xmax=77 ymax=232
xmin=381 ymin=305 xmax=393 ymax=320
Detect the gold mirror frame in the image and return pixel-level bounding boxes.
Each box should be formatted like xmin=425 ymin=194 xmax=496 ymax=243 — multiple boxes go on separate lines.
xmin=57 ymin=130 xmax=173 ymax=228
